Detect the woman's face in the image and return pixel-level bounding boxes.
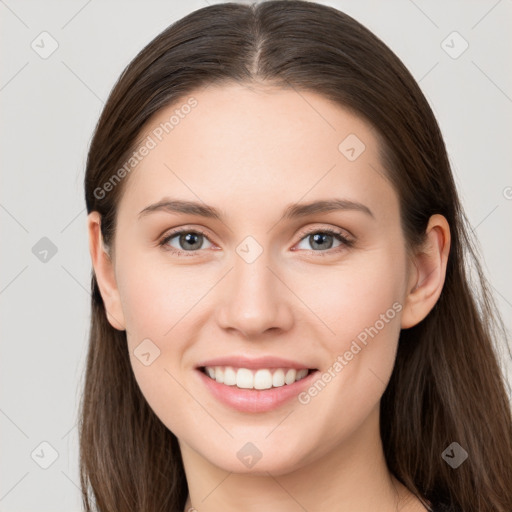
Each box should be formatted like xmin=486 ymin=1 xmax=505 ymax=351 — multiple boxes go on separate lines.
xmin=104 ymin=83 xmax=416 ymax=474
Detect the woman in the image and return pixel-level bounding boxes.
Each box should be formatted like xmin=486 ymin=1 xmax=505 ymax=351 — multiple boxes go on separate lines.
xmin=80 ymin=1 xmax=512 ymax=511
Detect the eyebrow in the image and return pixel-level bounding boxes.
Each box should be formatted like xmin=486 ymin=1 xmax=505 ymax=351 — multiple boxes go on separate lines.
xmin=138 ymin=197 xmax=375 ymax=221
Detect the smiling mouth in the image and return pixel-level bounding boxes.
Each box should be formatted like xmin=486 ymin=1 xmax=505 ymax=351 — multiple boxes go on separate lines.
xmin=199 ymin=366 xmax=317 ymax=390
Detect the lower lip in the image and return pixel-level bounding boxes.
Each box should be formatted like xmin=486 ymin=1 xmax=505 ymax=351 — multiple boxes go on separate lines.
xmin=196 ymin=368 xmax=319 ymax=413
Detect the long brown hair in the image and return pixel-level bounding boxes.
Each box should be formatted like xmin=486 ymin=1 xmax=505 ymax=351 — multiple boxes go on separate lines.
xmin=80 ymin=1 xmax=512 ymax=510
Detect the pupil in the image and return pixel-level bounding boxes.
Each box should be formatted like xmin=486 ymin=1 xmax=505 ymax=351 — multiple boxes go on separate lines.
xmin=311 ymin=233 xmax=333 ymax=250
xmin=181 ymin=232 xmax=202 ymax=250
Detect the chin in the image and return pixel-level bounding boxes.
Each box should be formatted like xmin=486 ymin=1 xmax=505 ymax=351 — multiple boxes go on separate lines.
xmin=198 ymin=439 xmax=312 ymax=476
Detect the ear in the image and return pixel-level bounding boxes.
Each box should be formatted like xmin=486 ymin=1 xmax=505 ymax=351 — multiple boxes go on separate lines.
xmin=401 ymin=214 xmax=451 ymax=329
xmin=87 ymin=212 xmax=126 ymax=331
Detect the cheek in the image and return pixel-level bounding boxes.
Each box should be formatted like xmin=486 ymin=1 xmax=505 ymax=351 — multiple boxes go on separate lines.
xmin=116 ymin=251 xmax=205 ymax=339
xmin=291 ymin=247 xmax=405 ymax=351
xmin=291 ymin=248 xmax=405 ymax=412
xmin=115 ymin=254 xmax=215 ymax=428
xmin=115 ymin=259 xmax=198 ymax=433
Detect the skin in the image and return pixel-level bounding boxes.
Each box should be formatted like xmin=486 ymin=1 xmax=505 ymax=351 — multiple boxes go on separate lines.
xmin=88 ymin=83 xmax=450 ymax=512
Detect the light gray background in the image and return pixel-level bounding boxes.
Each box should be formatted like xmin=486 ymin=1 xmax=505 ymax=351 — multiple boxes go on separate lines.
xmin=1 ymin=0 xmax=511 ymax=510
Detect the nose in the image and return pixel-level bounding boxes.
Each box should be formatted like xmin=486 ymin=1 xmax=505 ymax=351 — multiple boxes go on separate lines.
xmin=215 ymin=251 xmax=294 ymax=339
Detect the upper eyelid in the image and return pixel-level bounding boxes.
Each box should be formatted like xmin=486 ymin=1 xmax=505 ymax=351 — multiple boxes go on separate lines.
xmin=296 ymin=224 xmax=353 ymax=239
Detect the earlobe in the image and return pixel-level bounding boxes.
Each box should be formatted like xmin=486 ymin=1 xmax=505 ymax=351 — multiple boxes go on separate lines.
xmin=87 ymin=212 xmax=126 ymax=331
xmin=400 ymin=214 xmax=451 ymax=329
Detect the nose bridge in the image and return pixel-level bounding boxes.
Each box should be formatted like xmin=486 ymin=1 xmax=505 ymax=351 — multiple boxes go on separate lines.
xmin=216 ymin=243 xmax=293 ymax=337
xmin=234 ymin=250 xmax=274 ymax=301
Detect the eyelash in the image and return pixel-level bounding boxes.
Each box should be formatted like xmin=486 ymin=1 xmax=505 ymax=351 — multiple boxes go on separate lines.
xmin=158 ymin=226 xmax=354 ymax=257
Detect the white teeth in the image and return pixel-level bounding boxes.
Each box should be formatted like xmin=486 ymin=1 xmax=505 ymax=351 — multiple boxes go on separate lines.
xmin=223 ymin=366 xmax=237 ymax=386
xmin=237 ymin=368 xmax=255 ymax=389
xmin=214 ymin=366 xmax=224 ymax=384
xmin=285 ymin=369 xmax=296 ymax=385
xmin=296 ymin=368 xmax=308 ymax=380
xmin=203 ymin=366 xmax=311 ymax=389
xmin=254 ymin=369 xmax=273 ymax=390
xmin=272 ymin=369 xmax=285 ymax=387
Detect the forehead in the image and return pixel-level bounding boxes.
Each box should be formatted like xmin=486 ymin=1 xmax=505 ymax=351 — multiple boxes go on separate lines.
xmin=118 ymin=83 xmax=398 ymax=225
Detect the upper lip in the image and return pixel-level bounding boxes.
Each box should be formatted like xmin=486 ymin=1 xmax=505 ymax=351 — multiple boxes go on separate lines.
xmin=197 ymin=355 xmax=317 ymax=370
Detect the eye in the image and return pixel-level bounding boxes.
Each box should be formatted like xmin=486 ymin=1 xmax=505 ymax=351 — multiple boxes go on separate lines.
xmin=158 ymin=226 xmax=354 ymax=257
xmin=294 ymin=227 xmax=353 ymax=254
xmin=159 ymin=228 xmax=214 ymax=256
